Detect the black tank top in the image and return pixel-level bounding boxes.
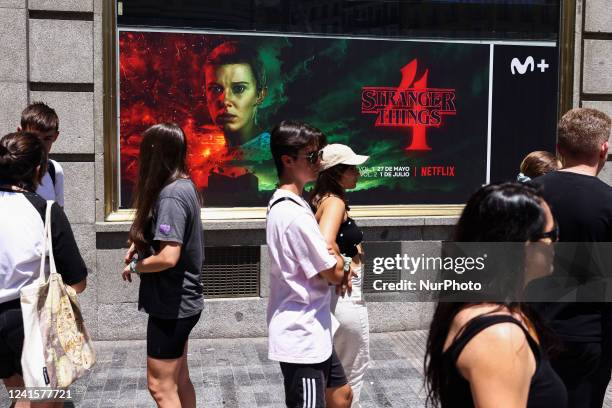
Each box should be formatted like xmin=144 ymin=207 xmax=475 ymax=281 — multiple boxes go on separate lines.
xmin=441 ymin=314 xmax=567 ymax=408
xmin=336 ymin=217 xmax=363 ymax=258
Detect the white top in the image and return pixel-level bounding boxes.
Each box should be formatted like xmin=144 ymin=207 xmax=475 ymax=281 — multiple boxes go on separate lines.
xmin=266 ymin=189 xmax=337 ymax=364
xmin=0 ymin=192 xmax=46 ymax=303
xmin=36 ymin=159 xmax=64 ymax=207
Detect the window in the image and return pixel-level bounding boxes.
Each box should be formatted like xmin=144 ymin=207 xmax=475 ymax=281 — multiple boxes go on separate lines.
xmin=117 ymin=0 xmax=559 ymax=40
xmin=105 ymin=1 xmax=571 ymax=220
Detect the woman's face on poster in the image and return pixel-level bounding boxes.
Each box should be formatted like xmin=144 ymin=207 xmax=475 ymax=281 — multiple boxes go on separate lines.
xmin=205 ymin=63 xmax=261 ymax=137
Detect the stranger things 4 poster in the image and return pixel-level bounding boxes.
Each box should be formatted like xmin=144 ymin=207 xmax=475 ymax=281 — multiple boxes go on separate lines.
xmin=119 ymin=31 xmax=490 ymax=208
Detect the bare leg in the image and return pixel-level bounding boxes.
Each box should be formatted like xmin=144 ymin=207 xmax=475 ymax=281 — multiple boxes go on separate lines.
xmin=147 ymin=355 xmax=183 ymax=408
xmin=326 ymin=384 xmax=353 ymax=408
xmin=177 ymin=342 xmax=196 ymax=408
xmin=4 ymin=375 xmax=29 ymax=408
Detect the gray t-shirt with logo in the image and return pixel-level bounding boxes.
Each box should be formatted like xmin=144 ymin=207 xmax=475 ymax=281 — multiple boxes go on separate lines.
xmin=138 ymin=178 xmax=204 ymax=319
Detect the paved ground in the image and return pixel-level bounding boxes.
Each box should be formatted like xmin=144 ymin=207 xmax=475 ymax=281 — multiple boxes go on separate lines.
xmin=1 ymin=330 xmax=612 ymax=407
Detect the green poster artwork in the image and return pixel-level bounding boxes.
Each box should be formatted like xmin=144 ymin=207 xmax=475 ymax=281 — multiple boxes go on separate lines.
xmin=119 ymin=31 xmax=490 ymax=208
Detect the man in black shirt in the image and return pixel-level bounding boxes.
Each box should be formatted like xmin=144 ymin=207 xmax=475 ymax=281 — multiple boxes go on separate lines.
xmin=533 ymin=108 xmax=612 ymax=408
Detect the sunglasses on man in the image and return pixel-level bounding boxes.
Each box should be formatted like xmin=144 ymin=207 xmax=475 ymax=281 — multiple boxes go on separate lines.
xmin=295 ymin=149 xmax=323 ymax=164
xmin=532 ymin=223 xmax=559 ymax=242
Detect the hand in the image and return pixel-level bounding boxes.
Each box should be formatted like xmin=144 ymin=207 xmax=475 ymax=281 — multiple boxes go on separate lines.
xmin=327 ymin=245 xmax=336 ymax=256
xmin=335 ymin=279 xmax=352 ymax=297
xmin=122 ymin=264 xmax=132 ymax=283
xmin=335 ymin=267 xmax=356 ymax=297
xmin=346 ymin=271 xmax=354 ymax=295
xmin=124 ymin=243 xmax=136 ymax=265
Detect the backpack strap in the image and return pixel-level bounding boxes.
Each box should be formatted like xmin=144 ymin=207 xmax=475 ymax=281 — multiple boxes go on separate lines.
xmin=47 ymin=160 xmax=56 ymax=186
xmin=268 ymin=196 xmax=302 ymax=213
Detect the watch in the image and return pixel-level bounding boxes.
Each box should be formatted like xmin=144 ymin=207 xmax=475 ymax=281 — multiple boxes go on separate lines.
xmin=129 ymin=258 xmax=140 ymax=275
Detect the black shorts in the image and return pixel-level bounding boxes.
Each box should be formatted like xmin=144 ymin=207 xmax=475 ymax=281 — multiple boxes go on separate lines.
xmin=0 ymin=299 xmax=24 ymax=379
xmin=147 ymin=312 xmax=201 ymax=359
xmin=279 ymin=349 xmax=348 ymax=408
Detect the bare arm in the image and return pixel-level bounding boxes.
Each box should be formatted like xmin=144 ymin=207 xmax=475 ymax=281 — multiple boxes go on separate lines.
xmin=136 ymin=241 xmax=181 ymax=272
xmin=457 ymin=322 xmax=535 ymax=408
xmin=318 ymin=251 xmax=345 ymax=284
xmin=69 ymin=279 xmax=86 ymax=293
xmin=316 ymin=196 xmax=352 ymax=290
xmin=316 ymin=196 xmax=345 ymax=248
xmin=124 ymin=242 xmax=136 ymax=265
xmin=122 ymin=241 xmax=181 ymax=282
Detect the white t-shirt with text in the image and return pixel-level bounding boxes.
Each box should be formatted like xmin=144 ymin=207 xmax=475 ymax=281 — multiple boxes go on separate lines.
xmin=266 ymin=189 xmax=337 ymax=364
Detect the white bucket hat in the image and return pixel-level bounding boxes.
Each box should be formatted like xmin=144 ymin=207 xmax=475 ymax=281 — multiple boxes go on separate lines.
xmin=320 ymin=143 xmax=369 ymax=171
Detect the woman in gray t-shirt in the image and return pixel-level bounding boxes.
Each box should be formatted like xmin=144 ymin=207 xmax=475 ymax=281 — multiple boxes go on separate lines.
xmin=122 ymin=123 xmax=203 ymax=408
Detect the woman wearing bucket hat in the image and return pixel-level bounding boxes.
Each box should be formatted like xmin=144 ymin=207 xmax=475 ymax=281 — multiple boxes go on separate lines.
xmin=310 ymin=143 xmax=370 ymax=408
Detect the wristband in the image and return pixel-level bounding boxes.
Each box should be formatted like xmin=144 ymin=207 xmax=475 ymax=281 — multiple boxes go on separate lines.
xmin=129 ymin=258 xmax=140 ymax=275
xmin=342 ymin=255 xmax=352 ymax=273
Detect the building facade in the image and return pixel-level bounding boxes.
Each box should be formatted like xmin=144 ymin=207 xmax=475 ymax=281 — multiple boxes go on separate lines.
xmin=0 ymin=0 xmax=610 ymax=340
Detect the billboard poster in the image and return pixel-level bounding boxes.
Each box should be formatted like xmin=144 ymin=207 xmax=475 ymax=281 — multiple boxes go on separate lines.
xmin=118 ymin=31 xmax=556 ymax=209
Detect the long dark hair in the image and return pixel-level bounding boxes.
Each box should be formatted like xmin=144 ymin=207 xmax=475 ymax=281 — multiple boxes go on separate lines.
xmin=310 ymin=164 xmax=351 ymax=211
xmin=0 ymin=131 xmax=47 ymax=191
xmin=128 ymin=123 xmax=188 ymax=254
xmin=424 ymin=182 xmax=553 ymax=408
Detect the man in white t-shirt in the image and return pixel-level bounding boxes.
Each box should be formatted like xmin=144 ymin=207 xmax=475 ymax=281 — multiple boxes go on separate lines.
xmin=18 ymin=102 xmax=65 ymax=206
xmin=267 ymin=120 xmax=353 ymax=408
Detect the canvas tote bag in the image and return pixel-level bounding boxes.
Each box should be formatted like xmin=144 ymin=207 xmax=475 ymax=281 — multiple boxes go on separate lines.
xmin=20 ymin=200 xmax=95 ymax=388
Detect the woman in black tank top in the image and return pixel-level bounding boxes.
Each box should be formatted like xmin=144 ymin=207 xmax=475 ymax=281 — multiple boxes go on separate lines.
xmin=424 ymin=183 xmax=567 ymax=408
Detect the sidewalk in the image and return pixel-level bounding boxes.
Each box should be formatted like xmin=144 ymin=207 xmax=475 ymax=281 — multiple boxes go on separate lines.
xmin=2 ymin=330 xmax=611 ymax=407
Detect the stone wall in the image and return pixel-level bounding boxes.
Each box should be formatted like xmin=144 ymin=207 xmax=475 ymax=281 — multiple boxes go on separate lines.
xmin=575 ymin=0 xmax=612 ymax=184
xmin=0 ymin=0 xmax=100 ymax=336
